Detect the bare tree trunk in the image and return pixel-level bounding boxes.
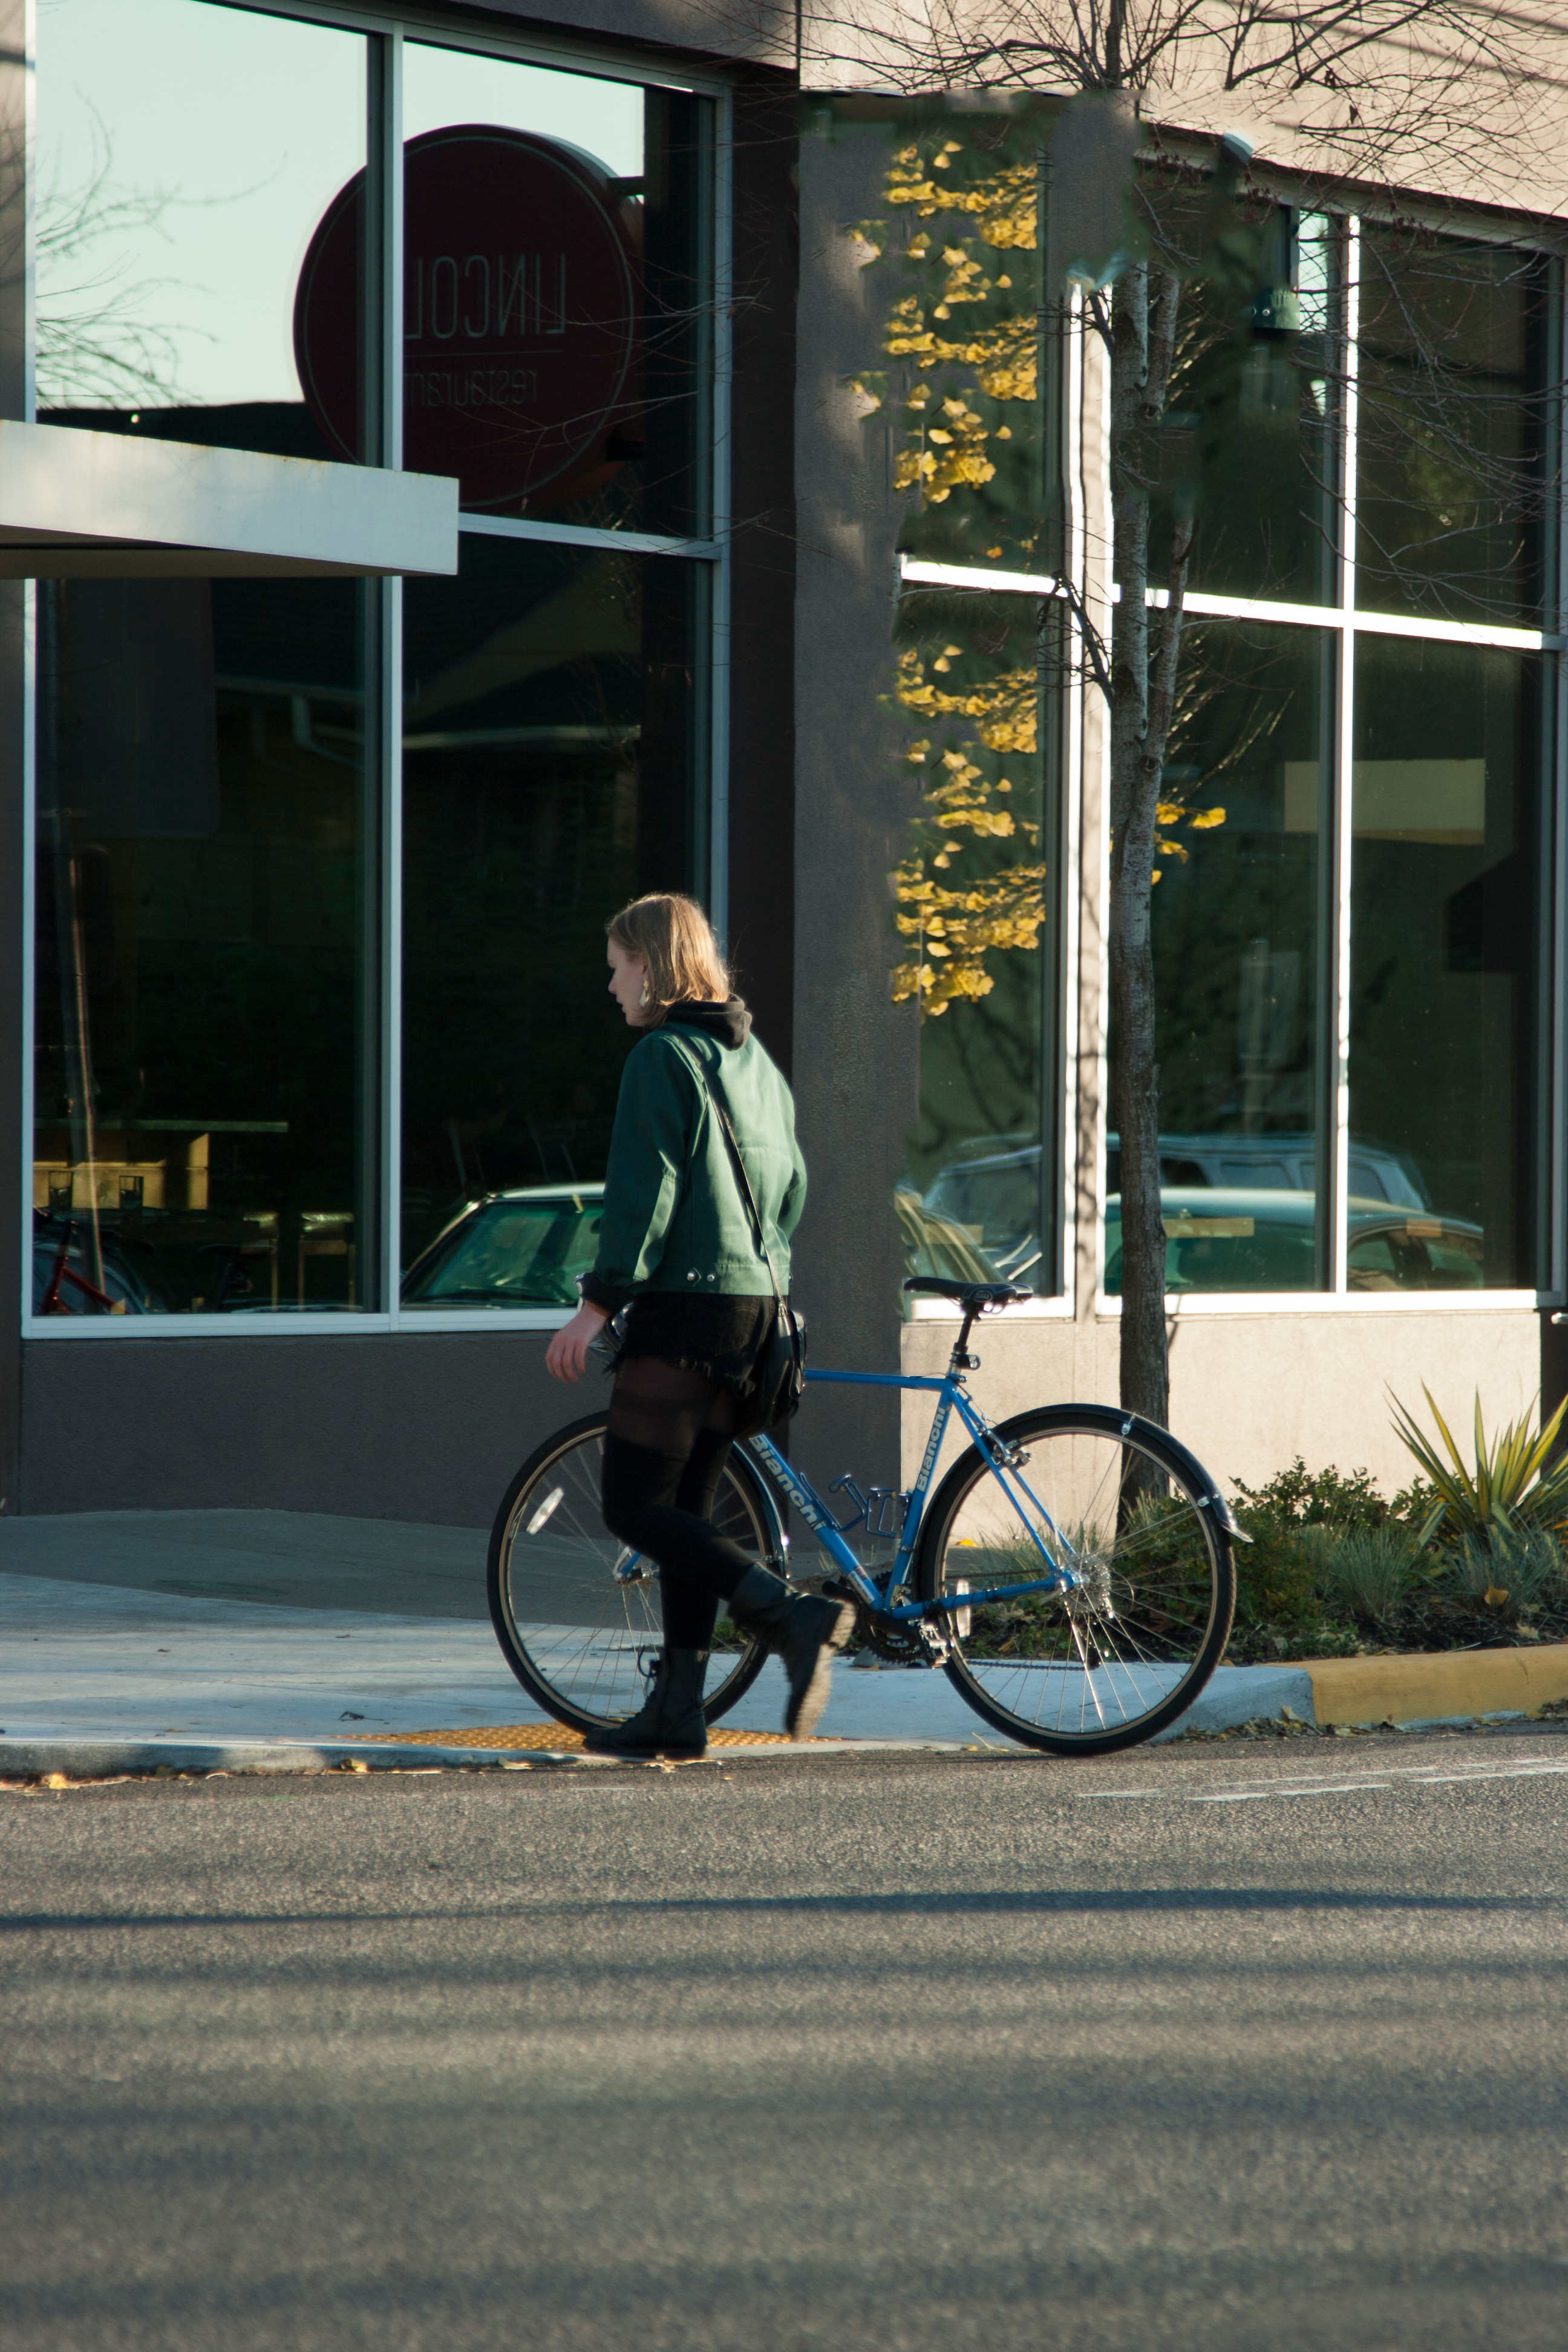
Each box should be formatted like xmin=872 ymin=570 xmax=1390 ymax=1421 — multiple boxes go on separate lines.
xmin=1107 ymin=263 xmax=1191 ymax=1429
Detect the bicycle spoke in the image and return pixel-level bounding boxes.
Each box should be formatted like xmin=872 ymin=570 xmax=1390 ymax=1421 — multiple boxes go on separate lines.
xmin=919 ymin=1409 xmax=1233 ymax=1754
xmin=489 ymin=1417 xmax=771 ymax=1732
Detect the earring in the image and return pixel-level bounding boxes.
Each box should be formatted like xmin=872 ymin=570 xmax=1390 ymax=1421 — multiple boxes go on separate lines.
xmin=639 ymin=981 xmax=650 ymax=1007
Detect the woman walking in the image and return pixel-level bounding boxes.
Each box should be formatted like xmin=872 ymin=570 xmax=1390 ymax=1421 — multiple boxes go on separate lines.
xmin=545 ymin=892 xmax=851 ymax=1756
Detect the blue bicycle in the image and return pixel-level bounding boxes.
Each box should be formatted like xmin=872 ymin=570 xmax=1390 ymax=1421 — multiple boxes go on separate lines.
xmin=488 ymin=1278 xmax=1241 ymax=1756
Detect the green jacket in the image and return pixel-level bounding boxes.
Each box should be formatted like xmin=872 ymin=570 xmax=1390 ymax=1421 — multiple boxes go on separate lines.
xmin=582 ymin=1004 xmax=807 ymax=1311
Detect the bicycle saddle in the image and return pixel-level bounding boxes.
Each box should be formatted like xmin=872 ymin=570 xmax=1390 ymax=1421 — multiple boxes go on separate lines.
xmin=903 ymin=1277 xmax=1032 ymax=1310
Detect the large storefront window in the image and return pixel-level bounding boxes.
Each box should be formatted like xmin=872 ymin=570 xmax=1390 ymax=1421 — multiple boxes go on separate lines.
xmin=847 ymin=103 xmax=1558 ymax=1308
xmin=837 ymin=105 xmax=1065 ymax=1302
xmin=892 ymin=587 xmax=1060 ymax=1296
xmin=36 ymin=0 xmax=368 ymax=460
xmin=1105 ymin=624 xmax=1328 ymax=1296
xmin=26 ymin=5 xmax=720 ymax=1325
xmin=1356 ymin=234 xmax=1552 ymax=627
xmin=1104 ymin=220 xmax=1554 ymax=1298
xmin=399 ymin=538 xmax=705 ymax=1302
xmin=1154 ymin=210 xmax=1337 ymax=606
xmin=397 ymin=44 xmax=713 ymax=537
xmin=1350 ymin=638 xmax=1545 ymax=1287
xmin=33 ymin=578 xmax=374 ymax=1315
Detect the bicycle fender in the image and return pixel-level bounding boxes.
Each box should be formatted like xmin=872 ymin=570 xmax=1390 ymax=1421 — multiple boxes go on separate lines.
xmin=985 ymin=1403 xmax=1253 ymax=1544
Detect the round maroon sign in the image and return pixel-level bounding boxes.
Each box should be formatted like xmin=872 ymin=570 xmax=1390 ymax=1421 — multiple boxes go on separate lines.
xmin=295 ymin=125 xmax=641 ymax=512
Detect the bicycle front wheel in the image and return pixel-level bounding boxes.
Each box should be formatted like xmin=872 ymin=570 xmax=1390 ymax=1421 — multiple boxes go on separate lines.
xmin=914 ymin=1405 xmax=1236 ymax=1756
xmin=487 ymin=1411 xmax=774 ymax=1737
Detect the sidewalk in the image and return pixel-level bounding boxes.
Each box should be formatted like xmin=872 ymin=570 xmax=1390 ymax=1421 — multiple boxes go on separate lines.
xmin=1 ymin=1508 xmax=1313 ymax=1766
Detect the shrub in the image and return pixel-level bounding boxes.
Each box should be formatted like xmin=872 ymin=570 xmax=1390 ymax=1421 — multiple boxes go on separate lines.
xmin=1230 ymin=1457 xmax=1391 ymax=1632
xmin=1232 ymin=1457 xmax=1390 ymax=1534
xmin=1305 ymin=1524 xmax=1425 ymax=1624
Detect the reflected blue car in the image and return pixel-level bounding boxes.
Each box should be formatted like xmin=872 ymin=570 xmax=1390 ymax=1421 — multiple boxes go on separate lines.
xmin=1103 ymin=1188 xmax=1485 ymax=1295
xmin=401 ymin=1184 xmax=605 ymax=1308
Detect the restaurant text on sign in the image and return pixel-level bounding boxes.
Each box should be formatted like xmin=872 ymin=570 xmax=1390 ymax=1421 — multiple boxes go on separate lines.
xmin=295 ymin=125 xmax=641 ymax=512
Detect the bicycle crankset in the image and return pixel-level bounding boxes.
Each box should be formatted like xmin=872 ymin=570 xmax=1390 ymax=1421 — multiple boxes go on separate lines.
xmin=822 ymin=1578 xmax=949 ymax=1666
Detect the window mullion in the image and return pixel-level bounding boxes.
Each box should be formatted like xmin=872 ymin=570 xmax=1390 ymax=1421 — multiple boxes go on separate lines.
xmin=704 ymin=91 xmax=731 ymax=939
xmin=1550 ymin=263 xmax=1568 ymax=1301
xmin=1330 ymin=217 xmax=1361 ymax=1295
xmin=373 ymin=29 xmax=403 ymax=1322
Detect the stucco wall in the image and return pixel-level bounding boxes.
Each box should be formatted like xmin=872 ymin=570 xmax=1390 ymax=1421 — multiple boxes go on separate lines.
xmin=900 ymin=1305 xmax=1547 ymax=1503
xmin=788 ymin=107 xmax=917 ymax=1501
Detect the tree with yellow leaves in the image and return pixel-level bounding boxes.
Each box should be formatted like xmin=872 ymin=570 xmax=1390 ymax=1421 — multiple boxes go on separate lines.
xmin=863 ymin=134 xmax=1228 ymax=1034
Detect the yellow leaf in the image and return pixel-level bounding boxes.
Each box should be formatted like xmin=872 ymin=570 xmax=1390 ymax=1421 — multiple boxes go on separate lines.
xmin=1484 ymin=1584 xmax=1510 ymax=1607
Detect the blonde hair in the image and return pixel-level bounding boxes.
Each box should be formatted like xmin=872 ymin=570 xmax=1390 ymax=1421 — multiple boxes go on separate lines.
xmin=607 ymin=892 xmax=731 ymax=1019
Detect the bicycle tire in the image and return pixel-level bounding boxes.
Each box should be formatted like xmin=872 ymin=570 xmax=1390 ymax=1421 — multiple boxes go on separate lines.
xmin=913 ymin=1404 xmax=1236 ymax=1756
xmin=487 ymin=1410 xmax=774 ymax=1736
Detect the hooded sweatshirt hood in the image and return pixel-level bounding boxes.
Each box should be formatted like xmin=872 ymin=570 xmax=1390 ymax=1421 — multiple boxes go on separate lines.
xmin=662 ymin=996 xmax=752 ymax=1050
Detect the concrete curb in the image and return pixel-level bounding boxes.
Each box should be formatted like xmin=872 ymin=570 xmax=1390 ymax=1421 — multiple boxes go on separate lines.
xmin=9 ymin=1649 xmax=1565 ymax=1777
xmin=1302 ymin=1642 xmax=1568 ymax=1726
xmin=0 ymin=1733 xmax=975 ymax=1779
xmin=1153 ymin=1664 xmax=1314 ymax=1740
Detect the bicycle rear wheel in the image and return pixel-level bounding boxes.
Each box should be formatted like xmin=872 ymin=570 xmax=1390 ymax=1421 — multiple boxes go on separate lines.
xmin=913 ymin=1405 xmax=1236 ymax=1756
xmin=487 ymin=1411 xmax=774 ymax=1737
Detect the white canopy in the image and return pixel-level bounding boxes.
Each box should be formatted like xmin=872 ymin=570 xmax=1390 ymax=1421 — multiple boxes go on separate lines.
xmin=0 ymin=420 xmax=459 ymax=578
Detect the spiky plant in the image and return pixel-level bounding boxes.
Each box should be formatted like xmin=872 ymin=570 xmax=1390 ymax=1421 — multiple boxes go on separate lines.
xmin=1448 ymin=1525 xmax=1567 ymax=1621
xmin=1388 ymin=1388 xmax=1568 ymax=1546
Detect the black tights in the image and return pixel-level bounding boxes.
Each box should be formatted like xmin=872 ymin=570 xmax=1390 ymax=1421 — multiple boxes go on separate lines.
xmin=600 ymin=1357 xmax=755 ymax=1651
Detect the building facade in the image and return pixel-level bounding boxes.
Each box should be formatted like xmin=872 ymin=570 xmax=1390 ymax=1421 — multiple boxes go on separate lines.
xmin=2 ymin=0 xmax=1564 ymax=1526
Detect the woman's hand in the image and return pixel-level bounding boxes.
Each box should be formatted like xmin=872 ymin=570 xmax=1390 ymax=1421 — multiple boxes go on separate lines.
xmin=546 ymin=1300 xmax=611 ymax=1384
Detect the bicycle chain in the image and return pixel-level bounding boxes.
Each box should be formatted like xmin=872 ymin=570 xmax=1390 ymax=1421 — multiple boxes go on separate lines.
xmin=821 ymin=1576 xmax=938 ymax=1666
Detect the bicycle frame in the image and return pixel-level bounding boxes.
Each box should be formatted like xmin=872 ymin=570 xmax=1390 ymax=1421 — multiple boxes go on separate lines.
xmin=745 ymin=1340 xmax=1085 ymax=1627
xmin=38 ymin=1219 xmax=122 ymax=1317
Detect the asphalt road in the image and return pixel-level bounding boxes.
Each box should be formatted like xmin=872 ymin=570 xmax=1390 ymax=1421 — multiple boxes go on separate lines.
xmin=5 ymin=1728 xmax=1568 ymax=2351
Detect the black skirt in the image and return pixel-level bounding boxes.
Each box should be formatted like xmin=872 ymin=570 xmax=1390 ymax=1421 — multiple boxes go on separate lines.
xmin=612 ymin=1291 xmax=777 ymax=1403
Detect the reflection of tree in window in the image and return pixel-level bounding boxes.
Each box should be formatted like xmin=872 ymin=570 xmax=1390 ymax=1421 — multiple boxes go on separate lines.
xmin=1139 ymin=625 xmax=1321 ymax=1146
xmin=399 ymin=541 xmax=697 ymax=1269
xmin=1356 ymin=234 xmax=1552 ymax=626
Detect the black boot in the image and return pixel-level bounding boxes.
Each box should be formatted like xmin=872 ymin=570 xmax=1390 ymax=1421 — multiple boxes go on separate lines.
xmin=730 ymin=1567 xmax=854 ymax=1741
xmin=586 ymin=1649 xmax=709 ymax=1757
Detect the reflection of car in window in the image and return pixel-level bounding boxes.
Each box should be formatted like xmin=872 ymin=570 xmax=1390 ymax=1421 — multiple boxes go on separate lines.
xmin=908 ymin=1128 xmax=1437 ymax=1294
xmin=1102 ymin=1189 xmax=1483 ymax=1295
xmin=400 ymin=1185 xmax=606 ymax=1309
xmin=907 ymin=1135 xmax=1045 ymax=1287
xmin=1106 ymin=1131 xmax=1430 ymax=1209
xmin=894 ymin=1184 xmax=1008 ymax=1293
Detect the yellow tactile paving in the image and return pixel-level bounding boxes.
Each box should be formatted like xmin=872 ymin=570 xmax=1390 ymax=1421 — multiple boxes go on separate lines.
xmin=353 ymin=1722 xmax=800 ymax=1751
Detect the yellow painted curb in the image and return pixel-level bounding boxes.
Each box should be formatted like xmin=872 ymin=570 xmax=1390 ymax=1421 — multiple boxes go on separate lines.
xmin=356 ymin=1723 xmax=800 ymax=1751
xmin=1304 ymin=1644 xmax=1568 ymax=1726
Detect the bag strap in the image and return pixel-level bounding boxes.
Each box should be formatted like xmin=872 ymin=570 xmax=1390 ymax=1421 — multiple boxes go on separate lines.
xmin=667 ymin=1037 xmax=786 ymax=1307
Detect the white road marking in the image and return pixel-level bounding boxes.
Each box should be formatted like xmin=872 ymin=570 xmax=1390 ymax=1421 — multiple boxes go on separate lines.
xmin=1077 ymin=1754 xmax=1568 ymax=1805
xmin=1193 ymin=1782 xmax=1391 ymax=1803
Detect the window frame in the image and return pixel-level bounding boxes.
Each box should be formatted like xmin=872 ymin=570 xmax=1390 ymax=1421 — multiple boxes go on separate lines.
xmin=19 ymin=0 xmax=733 ymax=1338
